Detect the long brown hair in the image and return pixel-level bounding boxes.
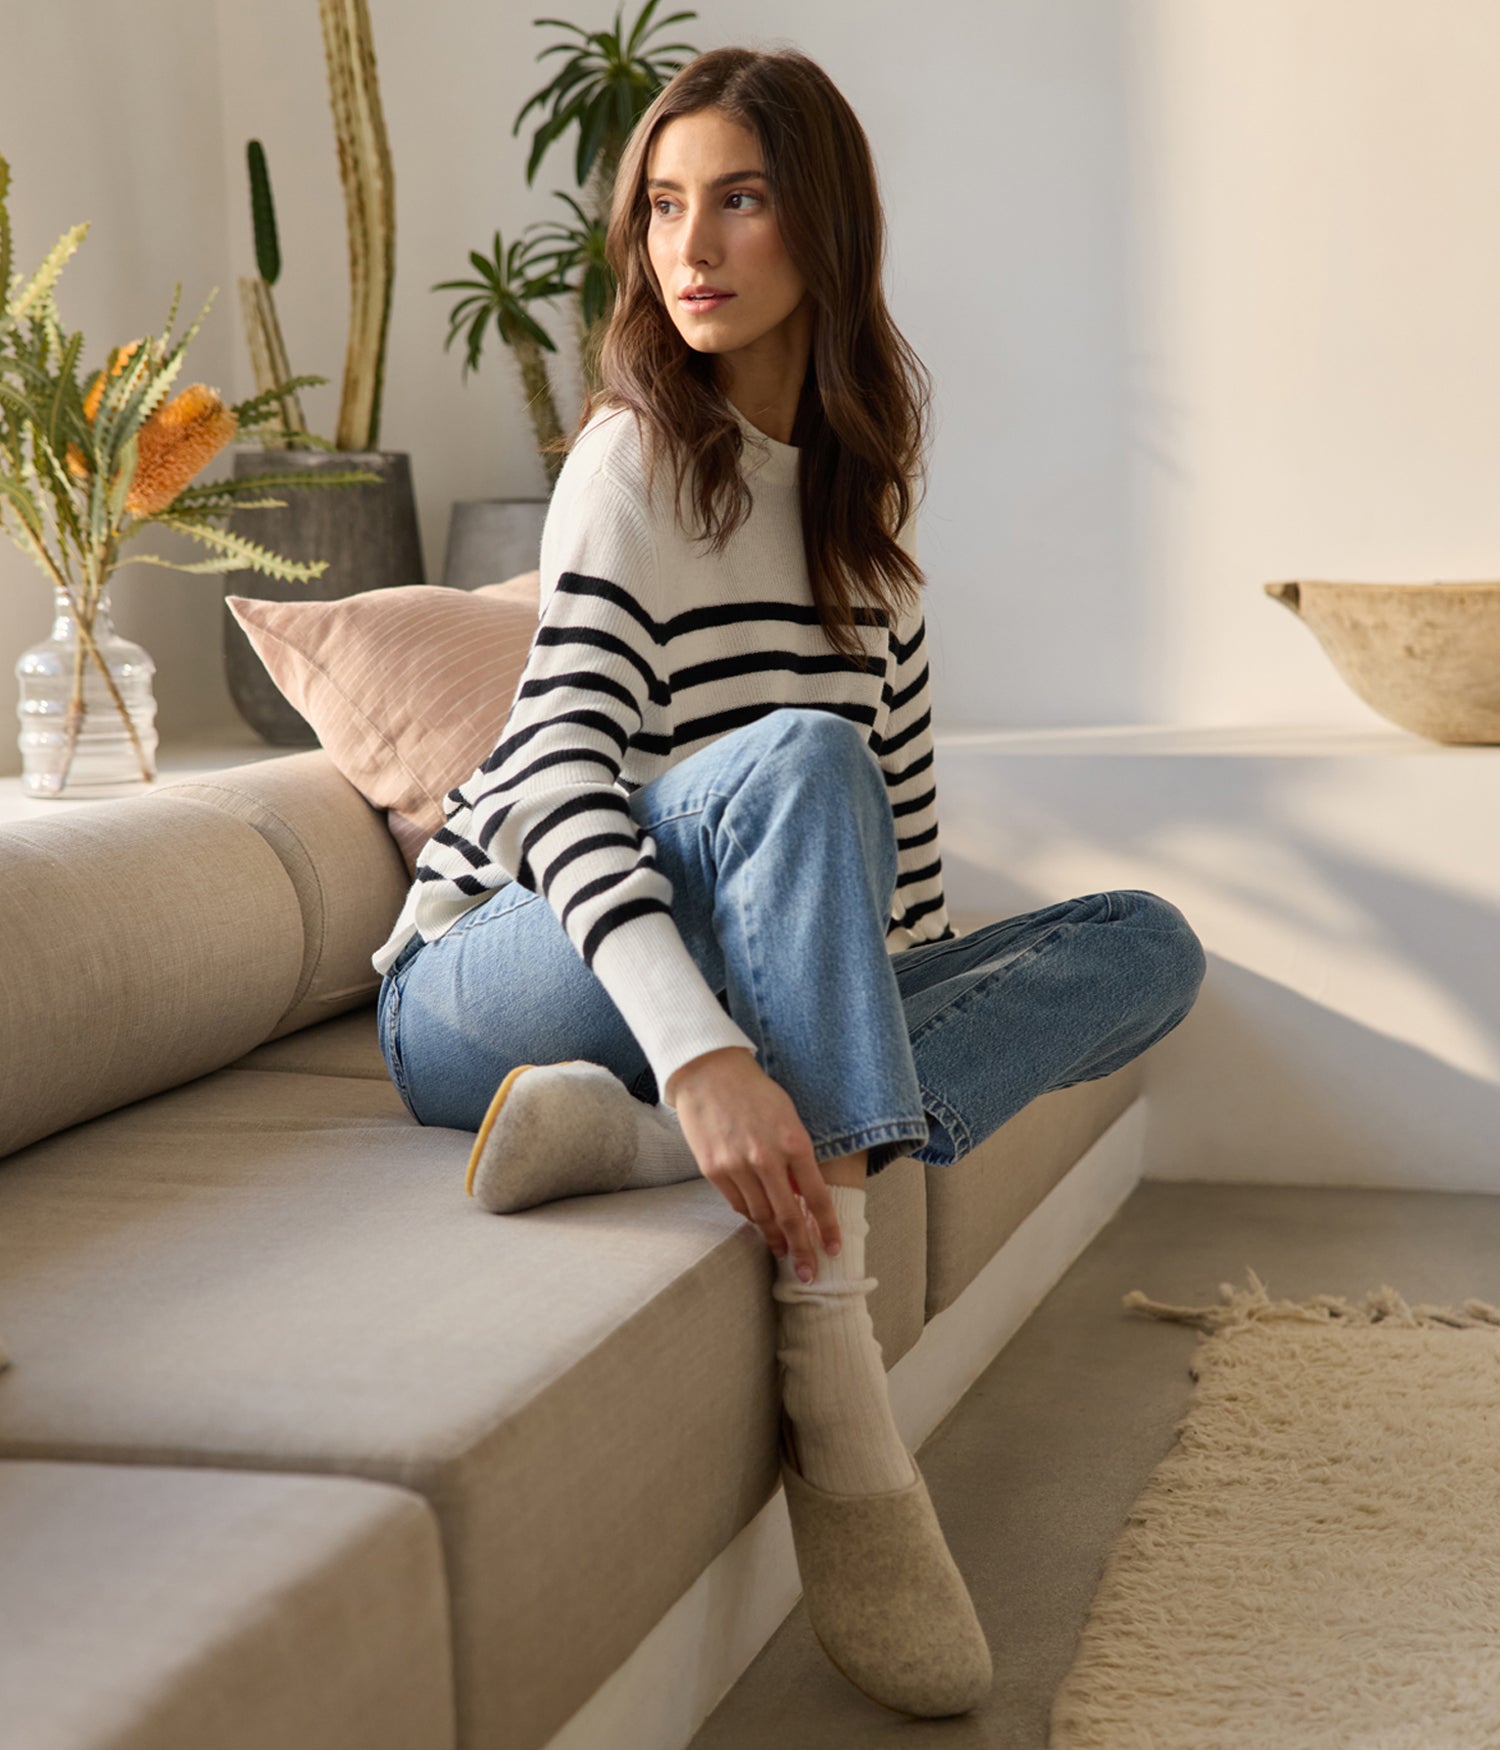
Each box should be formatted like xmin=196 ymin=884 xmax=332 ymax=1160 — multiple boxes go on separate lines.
xmin=546 ymin=46 xmax=932 ymax=664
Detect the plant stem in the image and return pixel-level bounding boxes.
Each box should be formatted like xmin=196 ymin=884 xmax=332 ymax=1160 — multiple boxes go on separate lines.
xmin=78 ymin=607 xmax=152 ymax=782
xmin=27 ymin=517 xmax=153 ymax=790
xmin=56 ymin=604 xmax=87 ymax=790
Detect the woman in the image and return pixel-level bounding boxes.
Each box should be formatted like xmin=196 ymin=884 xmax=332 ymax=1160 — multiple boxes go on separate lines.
xmin=373 ymin=46 xmax=1206 ymax=1719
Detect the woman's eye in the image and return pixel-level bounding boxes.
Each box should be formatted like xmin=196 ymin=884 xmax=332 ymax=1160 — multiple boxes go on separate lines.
xmin=651 ymin=192 xmax=761 ymax=217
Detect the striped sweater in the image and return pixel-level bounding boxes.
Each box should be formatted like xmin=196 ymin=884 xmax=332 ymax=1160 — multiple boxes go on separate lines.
xmin=372 ymin=397 xmax=956 ymax=1102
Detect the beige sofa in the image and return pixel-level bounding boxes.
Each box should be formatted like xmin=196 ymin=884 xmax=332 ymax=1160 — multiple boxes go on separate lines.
xmin=0 ymin=747 xmax=1144 ymax=1750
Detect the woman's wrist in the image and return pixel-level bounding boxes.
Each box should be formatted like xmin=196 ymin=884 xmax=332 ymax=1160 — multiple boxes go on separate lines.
xmin=663 ymin=1044 xmax=754 ymax=1106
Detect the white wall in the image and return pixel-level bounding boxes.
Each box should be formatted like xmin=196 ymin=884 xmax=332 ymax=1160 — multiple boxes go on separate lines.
xmin=4 ymin=0 xmax=1496 ymax=776
xmin=2 ymin=0 xmax=237 ymax=765
xmin=938 ymin=723 xmax=1500 ymax=1193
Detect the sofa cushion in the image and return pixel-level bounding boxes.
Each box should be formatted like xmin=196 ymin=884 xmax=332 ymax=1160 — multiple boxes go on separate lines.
xmin=0 ymin=1027 xmax=927 ymax=1750
xmin=232 ymin=1003 xmax=396 ymax=1080
xmin=923 ymin=1061 xmax=1145 ymax=1318
xmin=159 ymin=750 xmax=411 ymax=1043
xmin=0 ymin=1458 xmax=454 ymax=1750
xmin=0 ymin=797 xmax=304 ymax=1162
xmin=226 ymin=575 xmax=541 ymax=878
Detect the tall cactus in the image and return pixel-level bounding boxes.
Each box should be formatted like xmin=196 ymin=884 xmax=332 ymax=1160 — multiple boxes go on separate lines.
xmin=318 ymin=0 xmax=395 ymax=453
xmin=237 ymin=140 xmax=308 ymax=448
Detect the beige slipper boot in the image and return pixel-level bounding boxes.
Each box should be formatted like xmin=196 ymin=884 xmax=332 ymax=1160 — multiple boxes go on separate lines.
xmin=465 ymin=1061 xmax=638 ymax=1213
xmin=778 ymin=1410 xmax=993 ymax=1718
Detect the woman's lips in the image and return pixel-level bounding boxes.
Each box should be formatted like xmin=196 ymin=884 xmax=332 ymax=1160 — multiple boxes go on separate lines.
xmin=680 ymin=293 xmax=736 ymax=313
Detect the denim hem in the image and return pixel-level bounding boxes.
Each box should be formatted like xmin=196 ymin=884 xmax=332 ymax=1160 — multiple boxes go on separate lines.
xmin=808 ymin=1118 xmax=930 ymax=1168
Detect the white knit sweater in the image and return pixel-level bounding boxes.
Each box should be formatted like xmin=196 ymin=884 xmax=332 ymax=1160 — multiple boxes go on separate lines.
xmin=372 ymin=397 xmax=956 ymax=1101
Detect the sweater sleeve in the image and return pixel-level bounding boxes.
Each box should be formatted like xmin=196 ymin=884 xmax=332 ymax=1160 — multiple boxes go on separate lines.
xmin=880 ymin=509 xmax=959 ymax=951
xmin=455 ymin=465 xmax=759 ymax=1100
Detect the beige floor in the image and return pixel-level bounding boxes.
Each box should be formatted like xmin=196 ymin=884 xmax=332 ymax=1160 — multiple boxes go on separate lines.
xmin=686 ymin=1178 xmax=1500 ymax=1750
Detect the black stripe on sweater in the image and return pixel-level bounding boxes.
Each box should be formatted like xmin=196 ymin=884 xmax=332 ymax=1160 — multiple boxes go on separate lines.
xmin=581 ymin=895 xmax=674 ymax=967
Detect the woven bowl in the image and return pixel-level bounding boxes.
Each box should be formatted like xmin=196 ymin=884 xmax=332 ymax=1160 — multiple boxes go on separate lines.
xmin=1264 ymin=580 xmax=1500 ymax=744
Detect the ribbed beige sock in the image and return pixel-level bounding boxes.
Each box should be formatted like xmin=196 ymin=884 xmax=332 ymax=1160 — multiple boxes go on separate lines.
xmin=772 ymin=1183 xmax=917 ymax=1494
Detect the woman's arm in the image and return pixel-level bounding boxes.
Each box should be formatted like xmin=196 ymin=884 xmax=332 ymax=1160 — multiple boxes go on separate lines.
xmin=433 ymin=464 xmax=759 ymax=1098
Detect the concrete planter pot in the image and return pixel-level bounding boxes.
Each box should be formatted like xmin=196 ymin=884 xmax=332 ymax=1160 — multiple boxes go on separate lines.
xmin=222 ymin=447 xmax=425 ymax=746
xmin=1264 ymin=580 xmax=1500 ymax=745
xmin=442 ymin=499 xmax=549 ymax=590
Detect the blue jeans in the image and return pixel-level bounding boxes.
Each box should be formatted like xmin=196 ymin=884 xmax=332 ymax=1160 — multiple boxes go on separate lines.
xmin=377 ymin=708 xmax=1207 ymax=1177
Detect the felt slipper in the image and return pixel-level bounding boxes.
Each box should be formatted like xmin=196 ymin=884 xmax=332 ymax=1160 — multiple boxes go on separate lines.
xmin=465 ymin=1060 xmax=637 ymax=1212
xmin=778 ymin=1408 xmax=993 ymax=1718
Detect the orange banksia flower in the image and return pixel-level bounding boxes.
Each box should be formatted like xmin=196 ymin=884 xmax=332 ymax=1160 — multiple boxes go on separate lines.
xmin=65 ymin=338 xmax=238 ymax=515
xmin=122 ymin=382 xmax=238 ymax=515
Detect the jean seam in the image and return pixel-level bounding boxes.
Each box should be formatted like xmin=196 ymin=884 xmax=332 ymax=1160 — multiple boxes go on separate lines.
xmin=890 ymin=931 xmax=977 ymax=965
xmin=381 ymin=974 xmax=420 ymax=1122
xmin=439 ymin=886 xmax=541 ymax=945
xmin=723 ymin=816 xmax=779 ymax=1085
xmin=915 ymin=1081 xmax=970 ymax=1161
xmin=632 ymin=789 xmax=731 ymax=833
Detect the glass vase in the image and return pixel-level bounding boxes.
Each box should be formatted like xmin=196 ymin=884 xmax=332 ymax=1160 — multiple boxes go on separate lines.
xmin=15 ymin=585 xmax=159 ymax=798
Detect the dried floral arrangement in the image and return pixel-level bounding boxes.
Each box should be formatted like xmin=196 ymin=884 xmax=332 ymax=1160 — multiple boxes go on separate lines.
xmin=0 ymin=152 xmax=378 ymax=786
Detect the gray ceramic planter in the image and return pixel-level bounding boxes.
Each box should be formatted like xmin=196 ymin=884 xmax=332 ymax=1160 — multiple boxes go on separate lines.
xmin=1265 ymin=580 xmax=1500 ymax=744
xmin=442 ymin=498 xmax=549 ymax=590
xmin=222 ymin=446 xmax=425 ymax=746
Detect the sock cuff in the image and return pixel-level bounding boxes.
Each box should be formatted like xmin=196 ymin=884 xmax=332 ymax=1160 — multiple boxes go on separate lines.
xmin=774 ymin=1181 xmax=871 ymax=1288
xmin=826 ymin=1182 xmax=869 ymax=1226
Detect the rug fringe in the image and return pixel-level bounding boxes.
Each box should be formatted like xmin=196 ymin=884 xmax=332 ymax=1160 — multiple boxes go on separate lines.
xmin=1123 ymin=1266 xmax=1500 ymax=1333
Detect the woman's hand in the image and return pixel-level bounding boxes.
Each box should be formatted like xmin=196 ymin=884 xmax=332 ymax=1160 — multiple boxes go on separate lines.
xmin=665 ymin=1047 xmax=840 ymax=1282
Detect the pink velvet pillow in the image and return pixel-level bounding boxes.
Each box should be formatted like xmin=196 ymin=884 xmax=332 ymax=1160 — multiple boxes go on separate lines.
xmin=226 ymin=575 xmax=541 ymax=876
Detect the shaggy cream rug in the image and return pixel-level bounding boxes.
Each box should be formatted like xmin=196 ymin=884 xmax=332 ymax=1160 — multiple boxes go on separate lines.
xmin=1048 ymin=1269 xmax=1500 ymax=1749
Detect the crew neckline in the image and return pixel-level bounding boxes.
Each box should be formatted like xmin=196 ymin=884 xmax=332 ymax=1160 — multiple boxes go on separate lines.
xmin=725 ymin=397 xmax=800 ymax=487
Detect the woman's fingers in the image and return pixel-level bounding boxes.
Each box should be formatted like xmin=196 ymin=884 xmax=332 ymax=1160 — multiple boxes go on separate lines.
xmin=791 ymin=1148 xmax=842 ymax=1257
xmin=755 ymin=1163 xmax=823 ymax=1282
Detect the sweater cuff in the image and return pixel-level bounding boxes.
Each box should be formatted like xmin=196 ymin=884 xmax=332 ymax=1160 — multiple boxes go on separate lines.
xmin=589 ymin=909 xmax=759 ymax=1103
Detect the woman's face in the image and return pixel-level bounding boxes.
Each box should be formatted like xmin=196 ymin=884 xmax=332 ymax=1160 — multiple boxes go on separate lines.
xmin=645 ymin=108 xmax=809 ymax=367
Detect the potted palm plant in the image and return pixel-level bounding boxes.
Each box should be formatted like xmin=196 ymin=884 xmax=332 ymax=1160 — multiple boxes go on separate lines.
xmin=433 ymin=0 xmax=699 ymax=588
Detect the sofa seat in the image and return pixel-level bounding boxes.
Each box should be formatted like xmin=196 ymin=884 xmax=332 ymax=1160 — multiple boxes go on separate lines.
xmin=0 ymin=1457 xmax=453 ymax=1750
xmin=923 ymin=1063 xmax=1144 ymax=1318
xmin=0 ymin=1010 xmax=929 ymax=1750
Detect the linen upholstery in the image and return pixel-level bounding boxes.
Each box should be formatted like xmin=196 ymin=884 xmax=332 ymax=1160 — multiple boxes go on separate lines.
xmin=0 ymin=1043 xmax=927 ymax=1750
xmin=159 ymin=749 xmax=411 ymax=1042
xmin=226 ymin=575 xmax=541 ymax=877
xmin=923 ymin=1063 xmax=1145 ymax=1318
xmin=0 ymin=1459 xmax=454 ymax=1750
xmin=233 ymin=1003 xmax=395 ymax=1080
xmin=0 ymin=797 xmax=303 ymax=1162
